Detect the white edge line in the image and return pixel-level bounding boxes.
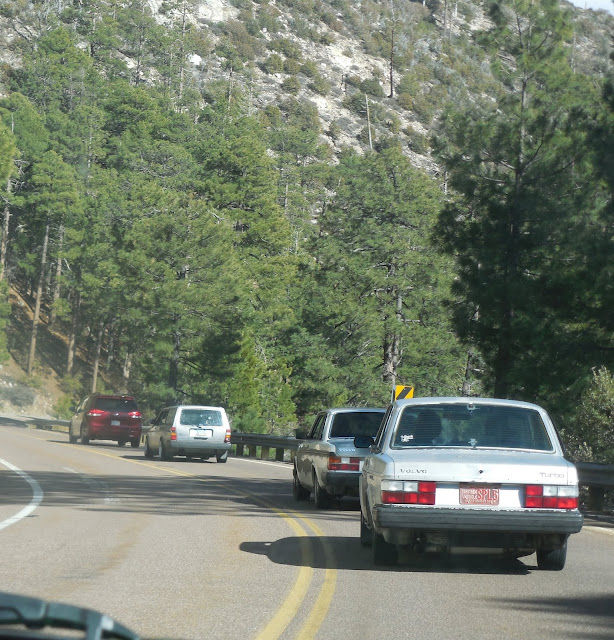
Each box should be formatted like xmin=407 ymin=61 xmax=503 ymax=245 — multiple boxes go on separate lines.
xmin=584 ymin=524 xmax=614 ymax=537
xmin=0 ymin=458 xmax=44 ymax=531
xmin=231 ymin=457 xmax=293 ymax=470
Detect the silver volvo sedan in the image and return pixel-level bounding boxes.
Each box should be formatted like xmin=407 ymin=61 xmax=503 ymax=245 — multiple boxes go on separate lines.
xmin=357 ymin=397 xmax=583 ymax=569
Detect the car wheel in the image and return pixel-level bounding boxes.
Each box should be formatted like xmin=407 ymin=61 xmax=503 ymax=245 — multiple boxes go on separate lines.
xmin=69 ymin=433 xmax=78 ymax=444
xmin=118 ymin=440 xmax=127 ymax=447
xmin=144 ymin=438 xmax=154 ymax=459
xmin=216 ymin=451 xmax=228 ymax=463
xmin=293 ymin=469 xmax=310 ymax=501
xmin=158 ymin=441 xmax=166 ymax=461
xmin=360 ymin=513 xmax=373 ymax=547
xmin=313 ymin=472 xmax=330 ymax=509
xmin=537 ymin=541 xmax=567 ymax=571
xmin=81 ymin=430 xmax=90 ymax=445
xmin=372 ymin=530 xmax=397 ymax=566
xmin=130 ymin=438 xmax=140 ymax=449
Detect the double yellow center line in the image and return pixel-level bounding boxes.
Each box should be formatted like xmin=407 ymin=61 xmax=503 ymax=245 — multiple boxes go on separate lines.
xmin=57 ymin=441 xmax=337 ymax=640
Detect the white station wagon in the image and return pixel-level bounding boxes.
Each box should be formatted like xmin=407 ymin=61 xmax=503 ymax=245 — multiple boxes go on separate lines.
xmin=357 ymin=397 xmax=583 ymax=570
xmin=144 ymin=405 xmax=232 ymax=463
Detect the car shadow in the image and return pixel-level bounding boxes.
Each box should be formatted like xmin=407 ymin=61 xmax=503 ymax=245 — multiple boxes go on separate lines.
xmin=240 ymin=535 xmax=531 ymax=575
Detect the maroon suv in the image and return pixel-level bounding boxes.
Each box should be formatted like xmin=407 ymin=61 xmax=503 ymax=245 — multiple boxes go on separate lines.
xmin=68 ymin=394 xmax=142 ymax=447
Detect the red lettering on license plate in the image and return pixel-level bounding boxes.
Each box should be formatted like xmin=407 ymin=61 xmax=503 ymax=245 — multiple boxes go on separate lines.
xmin=459 ymin=485 xmax=500 ymax=505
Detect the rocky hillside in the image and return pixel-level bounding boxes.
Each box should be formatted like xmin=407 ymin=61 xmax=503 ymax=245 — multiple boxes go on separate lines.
xmin=1 ymin=0 xmax=612 ymax=177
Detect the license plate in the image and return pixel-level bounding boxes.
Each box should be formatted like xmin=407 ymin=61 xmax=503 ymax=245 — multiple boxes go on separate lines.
xmin=459 ymin=485 xmax=500 ymax=505
xmin=190 ymin=429 xmax=213 ymax=439
xmin=111 ymin=420 xmax=120 ymax=426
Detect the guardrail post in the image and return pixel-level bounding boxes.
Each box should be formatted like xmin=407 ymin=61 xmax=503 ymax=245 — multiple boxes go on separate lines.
xmin=275 ymin=448 xmax=284 ymax=462
xmin=235 ymin=444 xmax=244 ymax=457
xmin=587 ymin=486 xmax=605 ymax=512
xmin=248 ymin=445 xmax=257 ymax=457
xmin=261 ymin=446 xmax=270 ymax=461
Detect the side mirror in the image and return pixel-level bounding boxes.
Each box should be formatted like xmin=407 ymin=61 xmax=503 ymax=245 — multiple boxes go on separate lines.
xmin=354 ymin=436 xmax=374 ymax=449
xmin=69 ymin=406 xmax=76 ymax=413
xmin=295 ymin=429 xmax=307 ymax=440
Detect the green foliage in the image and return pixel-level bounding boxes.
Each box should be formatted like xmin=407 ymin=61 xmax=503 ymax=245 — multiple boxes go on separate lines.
xmin=0 ymin=384 xmax=35 ymax=408
xmin=360 ymin=77 xmax=384 ymax=98
xmin=309 ymin=74 xmax=330 ymax=96
xmin=268 ymin=37 xmax=302 ymax=59
xmin=262 ymin=53 xmax=284 ymax=74
xmin=281 ymin=76 xmax=301 ymax=94
xmin=565 ymin=367 xmax=614 ymax=463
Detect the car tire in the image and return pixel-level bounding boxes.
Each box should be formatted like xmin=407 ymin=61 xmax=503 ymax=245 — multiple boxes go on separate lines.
xmin=144 ymin=438 xmax=154 ymax=459
xmin=313 ymin=472 xmax=330 ymax=509
xmin=216 ymin=451 xmax=228 ymax=463
xmin=372 ymin=530 xmax=397 ymax=566
xmin=130 ymin=438 xmax=139 ymax=449
xmin=293 ymin=469 xmax=310 ymax=501
xmin=69 ymin=433 xmax=78 ymax=444
xmin=81 ymin=430 xmax=90 ymax=445
xmin=118 ymin=440 xmax=127 ymax=447
xmin=537 ymin=541 xmax=567 ymax=571
xmin=360 ymin=513 xmax=373 ymax=547
xmin=158 ymin=441 xmax=166 ymax=461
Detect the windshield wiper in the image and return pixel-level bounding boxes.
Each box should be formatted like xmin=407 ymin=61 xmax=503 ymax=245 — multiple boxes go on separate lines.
xmin=0 ymin=592 xmax=139 ymax=640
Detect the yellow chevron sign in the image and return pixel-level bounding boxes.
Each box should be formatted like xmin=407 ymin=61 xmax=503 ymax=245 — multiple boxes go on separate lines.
xmin=395 ymin=385 xmax=414 ymax=400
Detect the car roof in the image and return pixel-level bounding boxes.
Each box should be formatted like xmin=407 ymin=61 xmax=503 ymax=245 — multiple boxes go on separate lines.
xmin=162 ymin=404 xmax=226 ymax=410
xmin=324 ymin=407 xmax=386 ymax=413
xmin=391 ymin=397 xmax=546 ymax=411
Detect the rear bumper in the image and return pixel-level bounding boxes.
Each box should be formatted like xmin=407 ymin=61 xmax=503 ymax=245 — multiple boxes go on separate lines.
xmin=88 ymin=425 xmax=142 ymax=441
xmin=169 ymin=440 xmax=232 ymax=455
xmin=373 ymin=506 xmax=584 ymax=534
xmin=322 ymin=471 xmax=360 ymax=495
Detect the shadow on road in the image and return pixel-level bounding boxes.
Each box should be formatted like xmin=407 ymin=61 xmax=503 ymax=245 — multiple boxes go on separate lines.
xmin=240 ymin=535 xmax=532 ymax=575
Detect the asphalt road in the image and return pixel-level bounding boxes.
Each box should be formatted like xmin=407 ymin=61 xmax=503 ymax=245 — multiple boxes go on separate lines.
xmin=1 ymin=419 xmax=613 ymax=640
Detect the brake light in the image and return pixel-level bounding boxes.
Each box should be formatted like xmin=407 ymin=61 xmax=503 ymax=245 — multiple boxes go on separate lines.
xmin=128 ymin=411 xmax=142 ymax=418
xmin=525 ymin=485 xmax=578 ymax=509
xmin=381 ymin=480 xmax=437 ymax=505
xmin=328 ymin=455 xmax=360 ymax=471
xmin=86 ymin=409 xmax=105 ymax=417
xmin=170 ymin=426 xmax=177 ymax=441
xmin=225 ymin=428 xmax=231 ymax=444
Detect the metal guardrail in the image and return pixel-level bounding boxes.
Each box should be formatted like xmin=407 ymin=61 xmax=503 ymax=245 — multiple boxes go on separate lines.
xmin=231 ymin=432 xmax=302 ymax=462
xmin=576 ymin=462 xmax=614 ymax=511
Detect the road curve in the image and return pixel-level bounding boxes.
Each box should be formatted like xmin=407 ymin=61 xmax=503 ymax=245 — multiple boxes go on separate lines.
xmin=1 ymin=420 xmax=613 ymax=640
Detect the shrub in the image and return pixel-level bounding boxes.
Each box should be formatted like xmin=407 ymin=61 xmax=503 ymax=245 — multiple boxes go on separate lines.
xmin=281 ymin=76 xmax=301 ymax=94
xmin=396 ymin=92 xmax=413 ymax=110
xmin=283 ymin=58 xmax=301 ymax=75
xmin=359 ymin=77 xmax=384 ymax=97
xmin=0 ymin=384 xmax=35 ymax=408
xmin=309 ymin=74 xmax=330 ymax=96
xmin=262 ymin=53 xmax=284 ymax=74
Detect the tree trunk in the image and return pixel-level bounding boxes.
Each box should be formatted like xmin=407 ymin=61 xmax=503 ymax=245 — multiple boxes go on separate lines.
xmin=0 ymin=178 xmax=11 ymax=282
xmin=168 ymin=329 xmax=181 ymax=393
xmin=49 ymin=223 xmax=64 ymax=328
xmin=122 ymin=352 xmax=133 ymax=392
xmin=27 ymin=218 xmax=50 ymax=376
xmin=67 ymin=291 xmax=81 ymax=375
xmin=91 ymin=319 xmax=104 ymax=392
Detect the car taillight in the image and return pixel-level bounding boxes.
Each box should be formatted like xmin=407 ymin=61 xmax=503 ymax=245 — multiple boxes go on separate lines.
xmin=86 ymin=409 xmax=106 ymax=417
xmin=129 ymin=411 xmax=141 ymax=418
xmin=525 ymin=485 xmax=579 ymax=509
xmin=381 ymin=480 xmax=437 ymax=505
xmin=328 ymin=455 xmax=360 ymax=471
xmin=170 ymin=426 xmax=177 ymax=441
xmin=224 ymin=428 xmax=231 ymax=444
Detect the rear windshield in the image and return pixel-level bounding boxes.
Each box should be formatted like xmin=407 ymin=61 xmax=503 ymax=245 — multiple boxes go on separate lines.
xmin=329 ymin=412 xmax=384 ymax=438
xmin=179 ymin=409 xmax=223 ymax=427
xmin=391 ymin=404 xmax=553 ymax=451
xmin=94 ymin=397 xmax=138 ymax=412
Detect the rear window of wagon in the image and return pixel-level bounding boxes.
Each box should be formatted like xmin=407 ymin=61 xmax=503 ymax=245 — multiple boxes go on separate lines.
xmin=391 ymin=404 xmax=553 ymax=451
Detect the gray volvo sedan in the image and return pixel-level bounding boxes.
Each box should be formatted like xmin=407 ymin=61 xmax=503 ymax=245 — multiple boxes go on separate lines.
xmin=357 ymin=397 xmax=583 ymax=569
